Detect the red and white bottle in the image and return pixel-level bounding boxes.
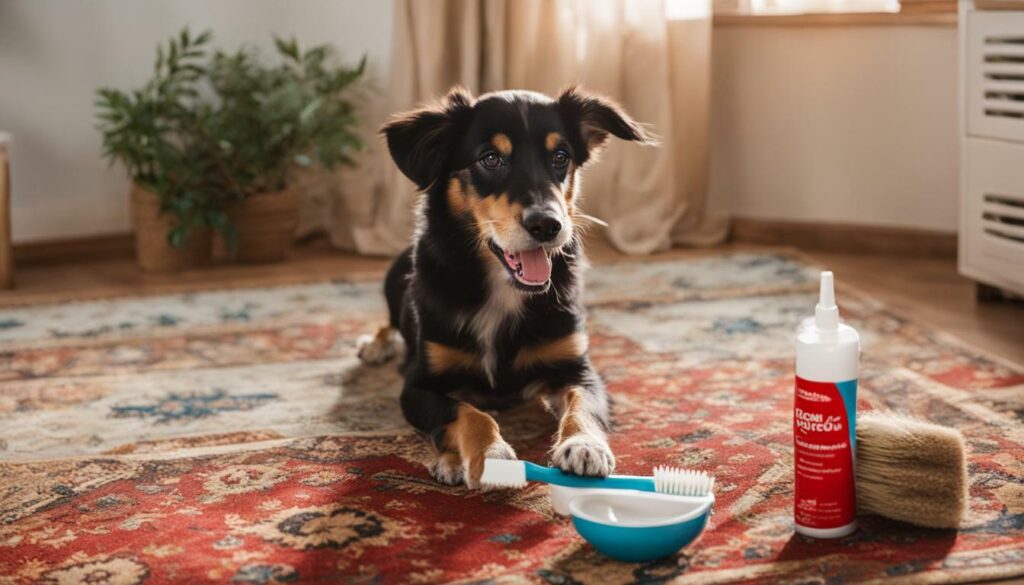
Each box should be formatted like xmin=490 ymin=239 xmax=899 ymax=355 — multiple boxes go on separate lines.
xmin=794 ymin=271 xmax=859 ymax=538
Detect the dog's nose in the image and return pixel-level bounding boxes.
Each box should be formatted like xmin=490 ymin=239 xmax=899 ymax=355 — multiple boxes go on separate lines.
xmin=523 ymin=211 xmax=563 ymax=242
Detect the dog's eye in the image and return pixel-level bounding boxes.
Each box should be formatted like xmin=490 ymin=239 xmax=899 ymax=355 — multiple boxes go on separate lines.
xmin=552 ymin=150 xmax=570 ymax=169
xmin=479 ymin=152 xmax=503 ymax=170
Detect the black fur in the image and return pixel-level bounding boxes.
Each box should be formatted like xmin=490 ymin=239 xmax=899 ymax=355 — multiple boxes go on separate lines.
xmin=378 ymin=87 xmax=647 ymax=478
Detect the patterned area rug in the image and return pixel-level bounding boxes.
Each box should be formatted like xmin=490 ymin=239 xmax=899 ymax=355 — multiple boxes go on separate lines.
xmin=1 ymin=252 xmax=1023 ymax=584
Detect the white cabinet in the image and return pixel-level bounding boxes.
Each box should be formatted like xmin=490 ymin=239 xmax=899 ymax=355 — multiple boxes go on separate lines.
xmin=960 ymin=5 xmax=1024 ymax=295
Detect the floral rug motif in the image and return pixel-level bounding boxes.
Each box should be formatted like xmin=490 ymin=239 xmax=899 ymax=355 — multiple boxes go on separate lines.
xmin=1 ymin=252 xmax=1022 ymax=584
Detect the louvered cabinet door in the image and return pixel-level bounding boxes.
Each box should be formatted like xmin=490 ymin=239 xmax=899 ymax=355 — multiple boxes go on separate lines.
xmin=967 ymin=11 xmax=1024 ymax=142
xmin=963 ymin=138 xmax=1024 ymax=291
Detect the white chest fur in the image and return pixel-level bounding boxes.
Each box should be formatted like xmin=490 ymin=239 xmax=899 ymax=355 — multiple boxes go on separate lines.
xmin=466 ymin=262 xmax=523 ymax=386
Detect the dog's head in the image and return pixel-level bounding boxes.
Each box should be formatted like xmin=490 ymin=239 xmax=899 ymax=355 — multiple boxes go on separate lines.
xmin=383 ymin=86 xmax=648 ymax=292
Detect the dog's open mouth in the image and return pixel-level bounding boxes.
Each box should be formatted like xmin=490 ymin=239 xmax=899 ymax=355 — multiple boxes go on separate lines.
xmin=489 ymin=241 xmax=552 ymax=291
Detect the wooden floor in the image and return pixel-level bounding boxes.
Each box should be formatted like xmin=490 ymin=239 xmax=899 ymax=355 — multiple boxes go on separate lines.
xmin=2 ymin=237 xmax=1022 ymax=364
xmin=806 ymin=250 xmax=1024 ymax=365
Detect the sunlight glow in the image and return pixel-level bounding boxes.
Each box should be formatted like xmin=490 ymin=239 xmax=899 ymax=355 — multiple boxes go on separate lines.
xmin=666 ymin=0 xmax=712 ymax=20
xmin=745 ymin=0 xmax=899 ymax=15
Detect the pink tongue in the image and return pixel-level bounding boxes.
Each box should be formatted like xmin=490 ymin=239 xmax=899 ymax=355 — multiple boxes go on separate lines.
xmin=519 ymin=248 xmax=552 ymax=283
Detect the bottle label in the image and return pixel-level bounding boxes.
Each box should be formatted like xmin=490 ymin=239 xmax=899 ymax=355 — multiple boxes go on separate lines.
xmin=793 ymin=376 xmax=857 ymax=531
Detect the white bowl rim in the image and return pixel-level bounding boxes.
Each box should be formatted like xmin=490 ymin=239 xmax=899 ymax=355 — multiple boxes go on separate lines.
xmin=569 ymin=491 xmax=714 ymax=529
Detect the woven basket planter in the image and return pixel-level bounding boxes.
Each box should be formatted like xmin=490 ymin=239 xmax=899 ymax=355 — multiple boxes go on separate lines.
xmin=226 ymin=188 xmax=300 ymax=263
xmin=130 ymin=185 xmax=212 ymax=273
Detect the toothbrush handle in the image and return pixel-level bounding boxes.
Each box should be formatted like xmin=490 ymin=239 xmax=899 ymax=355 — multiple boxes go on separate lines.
xmin=523 ymin=461 xmax=657 ymax=492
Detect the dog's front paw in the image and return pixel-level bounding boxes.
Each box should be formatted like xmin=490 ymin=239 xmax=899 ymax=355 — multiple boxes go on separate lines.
xmin=356 ymin=327 xmax=402 ymax=365
xmin=552 ymin=434 xmax=615 ymax=477
xmin=464 ymin=441 xmax=517 ymax=490
xmin=429 ymin=453 xmax=464 ymax=486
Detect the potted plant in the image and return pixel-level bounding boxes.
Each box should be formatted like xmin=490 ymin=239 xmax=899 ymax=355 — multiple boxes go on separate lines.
xmin=97 ymin=30 xmax=365 ymax=268
xmin=203 ymin=38 xmax=366 ymax=262
xmin=96 ymin=30 xmax=230 ymax=272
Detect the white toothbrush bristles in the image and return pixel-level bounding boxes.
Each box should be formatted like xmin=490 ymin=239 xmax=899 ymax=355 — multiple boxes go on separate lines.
xmin=480 ymin=458 xmax=528 ymax=488
xmin=654 ymin=466 xmax=715 ymax=497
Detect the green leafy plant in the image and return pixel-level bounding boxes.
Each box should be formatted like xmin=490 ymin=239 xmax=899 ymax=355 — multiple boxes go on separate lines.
xmin=95 ymin=29 xmax=367 ymax=250
xmin=95 ymin=29 xmax=228 ymax=248
xmin=204 ymin=38 xmax=367 ymax=199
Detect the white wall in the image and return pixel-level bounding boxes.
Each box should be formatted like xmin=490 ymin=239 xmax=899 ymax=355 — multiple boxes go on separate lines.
xmin=0 ymin=0 xmax=394 ymax=243
xmin=1 ymin=5 xmax=959 ymax=242
xmin=710 ymin=25 xmax=960 ymax=232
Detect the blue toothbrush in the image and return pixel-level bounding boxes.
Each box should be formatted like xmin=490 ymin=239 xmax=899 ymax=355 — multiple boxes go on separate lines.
xmin=480 ymin=459 xmax=714 ymax=496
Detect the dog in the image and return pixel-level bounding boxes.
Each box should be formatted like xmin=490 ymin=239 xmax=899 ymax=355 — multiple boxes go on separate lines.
xmin=358 ymin=86 xmax=648 ymax=488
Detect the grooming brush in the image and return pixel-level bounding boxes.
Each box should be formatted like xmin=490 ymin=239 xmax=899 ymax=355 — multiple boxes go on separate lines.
xmin=855 ymin=410 xmax=968 ymax=529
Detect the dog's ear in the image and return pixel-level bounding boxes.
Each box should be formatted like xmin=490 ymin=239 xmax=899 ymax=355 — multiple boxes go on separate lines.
xmin=556 ymin=86 xmax=649 ymax=165
xmin=381 ymin=86 xmax=475 ymax=190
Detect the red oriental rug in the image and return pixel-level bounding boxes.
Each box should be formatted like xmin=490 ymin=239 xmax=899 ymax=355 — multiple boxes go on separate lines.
xmin=1 ymin=252 xmax=1023 ymax=584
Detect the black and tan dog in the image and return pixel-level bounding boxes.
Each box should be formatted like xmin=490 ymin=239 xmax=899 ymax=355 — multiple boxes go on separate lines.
xmin=358 ymin=86 xmax=648 ymax=488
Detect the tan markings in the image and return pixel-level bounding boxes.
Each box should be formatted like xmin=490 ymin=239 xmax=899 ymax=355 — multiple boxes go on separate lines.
xmin=424 ymin=341 xmax=480 ymax=374
xmin=446 ymin=403 xmax=502 ymax=481
xmin=545 ymin=132 xmax=574 ymax=211
xmin=465 ymin=192 xmax=524 ymax=249
xmin=558 ymin=388 xmax=585 ymax=439
xmin=447 ymin=178 xmax=469 ymax=216
xmin=375 ymin=325 xmax=394 ymax=344
xmin=554 ymin=387 xmax=603 ymax=443
xmin=447 ymin=171 xmax=524 ymax=256
xmin=545 ymin=132 xmax=561 ymax=152
xmin=514 ymin=332 xmax=588 ymax=370
xmin=491 ymin=133 xmax=513 ymax=156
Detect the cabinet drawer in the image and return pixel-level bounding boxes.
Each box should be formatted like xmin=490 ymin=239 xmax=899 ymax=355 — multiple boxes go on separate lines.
xmin=962 ymin=138 xmax=1024 ymax=291
xmin=967 ymin=11 xmax=1024 ymax=143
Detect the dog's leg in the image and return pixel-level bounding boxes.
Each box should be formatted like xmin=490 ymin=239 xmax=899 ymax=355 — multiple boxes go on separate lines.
xmin=548 ymin=386 xmax=615 ymax=477
xmin=359 ymin=246 xmax=413 ymax=366
xmin=357 ymin=325 xmax=402 ymax=365
xmin=444 ymin=403 xmax=517 ymax=488
xmin=401 ymin=383 xmax=516 ymax=488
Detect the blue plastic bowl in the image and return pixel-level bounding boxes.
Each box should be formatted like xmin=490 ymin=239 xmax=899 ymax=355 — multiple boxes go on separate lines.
xmin=569 ymin=491 xmax=713 ymax=562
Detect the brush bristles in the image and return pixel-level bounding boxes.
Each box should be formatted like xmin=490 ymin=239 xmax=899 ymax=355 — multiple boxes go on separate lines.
xmin=855 ymin=411 xmax=967 ymax=529
xmin=480 ymin=458 xmax=528 ymax=488
xmin=654 ymin=466 xmax=715 ymax=497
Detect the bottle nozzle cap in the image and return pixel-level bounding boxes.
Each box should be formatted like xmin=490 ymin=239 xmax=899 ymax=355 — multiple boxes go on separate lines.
xmin=815 ymin=271 xmax=839 ymax=330
xmin=819 ymin=271 xmax=835 ymax=309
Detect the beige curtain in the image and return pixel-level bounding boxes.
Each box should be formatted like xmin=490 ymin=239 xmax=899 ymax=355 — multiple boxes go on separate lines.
xmin=298 ymin=0 xmax=727 ymax=256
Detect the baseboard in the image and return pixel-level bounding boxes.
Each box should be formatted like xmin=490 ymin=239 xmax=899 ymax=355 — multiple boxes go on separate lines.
xmin=712 ymin=12 xmax=956 ymax=27
xmin=14 ymin=232 xmax=134 ymax=266
xmin=730 ymin=218 xmax=958 ymax=258
xmin=12 ymin=220 xmax=958 ymax=267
